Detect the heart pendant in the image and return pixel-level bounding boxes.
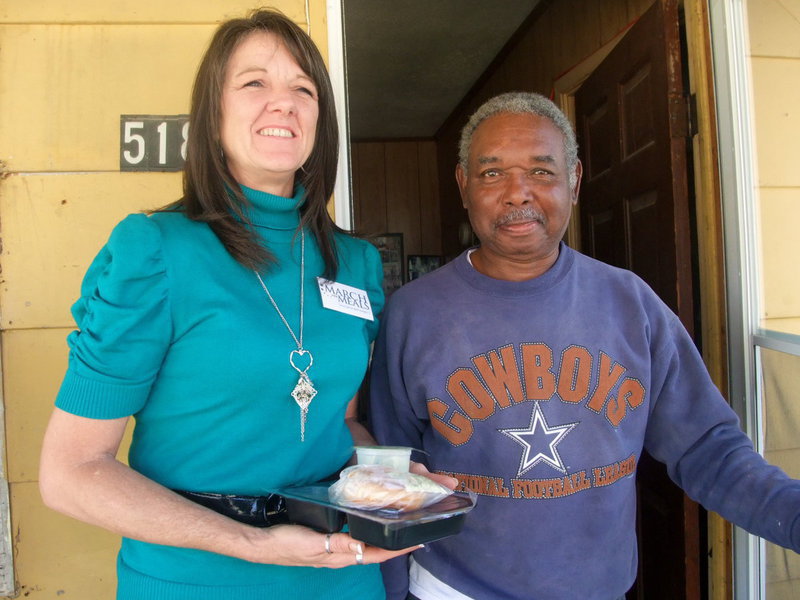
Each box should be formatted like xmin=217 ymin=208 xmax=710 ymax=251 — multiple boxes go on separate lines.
xmin=289 ymin=349 xmax=313 ymax=375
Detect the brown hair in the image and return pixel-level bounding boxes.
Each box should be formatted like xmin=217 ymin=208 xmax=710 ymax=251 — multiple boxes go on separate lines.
xmin=179 ymin=7 xmax=342 ymax=277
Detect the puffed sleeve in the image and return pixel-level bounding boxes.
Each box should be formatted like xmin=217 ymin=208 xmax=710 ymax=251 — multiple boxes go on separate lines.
xmin=55 ymin=214 xmax=172 ymax=419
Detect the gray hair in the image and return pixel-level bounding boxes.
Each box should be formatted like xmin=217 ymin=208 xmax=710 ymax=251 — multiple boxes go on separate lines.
xmin=458 ymin=92 xmax=579 ymax=187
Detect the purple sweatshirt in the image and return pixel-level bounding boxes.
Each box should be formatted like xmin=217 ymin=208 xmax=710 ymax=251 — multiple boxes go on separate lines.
xmin=370 ymin=244 xmax=800 ymax=600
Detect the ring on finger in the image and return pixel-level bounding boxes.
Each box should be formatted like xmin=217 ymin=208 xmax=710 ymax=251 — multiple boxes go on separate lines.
xmin=355 ymin=543 xmax=364 ymax=565
xmin=324 ymin=533 xmax=333 ymax=554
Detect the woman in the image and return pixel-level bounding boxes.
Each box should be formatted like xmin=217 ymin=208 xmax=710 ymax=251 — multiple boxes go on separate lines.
xmin=39 ymin=9 xmax=419 ymax=600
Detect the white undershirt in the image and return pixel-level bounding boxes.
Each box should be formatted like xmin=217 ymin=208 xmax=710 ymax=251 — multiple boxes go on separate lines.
xmin=466 ymin=247 xmax=477 ymax=267
xmin=409 ymin=556 xmax=474 ymax=600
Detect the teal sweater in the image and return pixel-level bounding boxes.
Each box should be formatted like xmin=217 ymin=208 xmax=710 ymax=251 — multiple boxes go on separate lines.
xmin=56 ymin=186 xmax=386 ymax=600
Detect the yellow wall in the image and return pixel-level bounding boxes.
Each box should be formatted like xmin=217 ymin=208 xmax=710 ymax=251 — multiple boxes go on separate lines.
xmin=748 ymin=0 xmax=800 ymax=328
xmin=0 ymin=1 xmax=328 ymax=596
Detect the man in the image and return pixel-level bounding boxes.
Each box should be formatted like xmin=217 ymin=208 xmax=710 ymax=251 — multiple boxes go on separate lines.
xmin=369 ymin=92 xmax=800 ymax=600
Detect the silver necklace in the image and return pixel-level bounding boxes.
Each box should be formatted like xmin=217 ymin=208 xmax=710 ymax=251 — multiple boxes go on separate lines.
xmin=254 ymin=230 xmax=317 ymax=442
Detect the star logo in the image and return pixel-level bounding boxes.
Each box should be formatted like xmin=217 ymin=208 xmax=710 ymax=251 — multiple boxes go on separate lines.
xmin=500 ymin=403 xmax=578 ymax=476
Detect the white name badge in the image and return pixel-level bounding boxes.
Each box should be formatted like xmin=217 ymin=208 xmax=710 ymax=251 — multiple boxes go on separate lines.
xmin=317 ymin=278 xmax=374 ymax=321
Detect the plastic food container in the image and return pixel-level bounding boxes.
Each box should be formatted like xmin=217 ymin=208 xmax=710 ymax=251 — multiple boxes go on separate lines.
xmin=276 ymin=481 xmax=476 ymax=550
xmin=345 ymin=494 xmax=473 ymax=550
xmin=285 ymin=497 xmax=345 ymax=533
xmin=355 ymin=446 xmax=412 ymax=471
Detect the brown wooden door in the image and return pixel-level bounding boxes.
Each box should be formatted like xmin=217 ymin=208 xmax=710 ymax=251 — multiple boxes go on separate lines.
xmin=575 ymin=1 xmax=700 ymax=598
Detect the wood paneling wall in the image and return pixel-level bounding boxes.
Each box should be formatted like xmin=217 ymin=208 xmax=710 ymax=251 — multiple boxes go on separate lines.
xmin=351 ymin=140 xmax=442 ymax=278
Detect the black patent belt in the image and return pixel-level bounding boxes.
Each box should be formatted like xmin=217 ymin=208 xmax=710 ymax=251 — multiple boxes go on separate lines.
xmin=174 ymin=489 xmax=290 ymax=528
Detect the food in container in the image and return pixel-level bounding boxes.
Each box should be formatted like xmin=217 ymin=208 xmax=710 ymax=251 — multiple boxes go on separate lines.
xmin=328 ymin=464 xmax=453 ymax=511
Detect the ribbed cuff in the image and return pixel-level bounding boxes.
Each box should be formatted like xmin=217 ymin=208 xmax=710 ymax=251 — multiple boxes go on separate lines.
xmin=55 ymin=369 xmax=150 ymax=419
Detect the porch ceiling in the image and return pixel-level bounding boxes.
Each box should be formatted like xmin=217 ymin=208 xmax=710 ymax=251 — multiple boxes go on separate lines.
xmin=343 ymin=0 xmax=541 ymax=140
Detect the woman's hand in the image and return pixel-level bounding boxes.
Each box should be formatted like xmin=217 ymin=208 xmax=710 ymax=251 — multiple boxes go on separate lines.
xmin=243 ymin=525 xmax=420 ymax=568
xmin=409 ymin=461 xmax=459 ymax=490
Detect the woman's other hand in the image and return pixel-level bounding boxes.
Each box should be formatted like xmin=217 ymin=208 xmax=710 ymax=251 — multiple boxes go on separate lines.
xmin=243 ymin=525 xmax=420 ymax=568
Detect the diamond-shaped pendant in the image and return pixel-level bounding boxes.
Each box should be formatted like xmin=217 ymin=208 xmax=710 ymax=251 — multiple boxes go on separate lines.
xmin=291 ymin=373 xmax=317 ymax=441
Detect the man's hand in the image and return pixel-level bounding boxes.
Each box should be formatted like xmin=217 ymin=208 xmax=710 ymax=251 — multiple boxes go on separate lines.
xmin=409 ymin=461 xmax=459 ymax=490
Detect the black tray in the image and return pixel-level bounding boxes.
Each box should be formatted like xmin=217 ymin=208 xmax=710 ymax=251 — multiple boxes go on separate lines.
xmin=275 ymin=481 xmax=476 ymax=550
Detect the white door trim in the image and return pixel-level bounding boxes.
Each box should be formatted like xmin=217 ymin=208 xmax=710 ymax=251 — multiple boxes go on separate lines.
xmin=708 ymin=0 xmax=763 ymax=597
xmin=326 ymin=0 xmax=354 ymax=231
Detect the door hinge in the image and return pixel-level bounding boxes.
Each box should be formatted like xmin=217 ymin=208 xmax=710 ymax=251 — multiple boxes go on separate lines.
xmin=670 ymin=94 xmax=696 ymax=139
xmin=685 ymin=92 xmax=698 ymax=138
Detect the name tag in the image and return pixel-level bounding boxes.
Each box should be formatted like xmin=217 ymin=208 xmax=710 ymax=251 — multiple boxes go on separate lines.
xmin=317 ymin=278 xmax=374 ymax=321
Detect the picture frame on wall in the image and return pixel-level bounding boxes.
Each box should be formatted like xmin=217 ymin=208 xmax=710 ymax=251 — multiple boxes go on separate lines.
xmin=368 ymin=233 xmax=404 ymax=296
xmin=407 ymin=254 xmax=443 ymax=281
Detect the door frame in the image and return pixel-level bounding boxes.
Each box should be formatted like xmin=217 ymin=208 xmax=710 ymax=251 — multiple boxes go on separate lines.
xmin=326 ymin=0 xmax=354 ymax=231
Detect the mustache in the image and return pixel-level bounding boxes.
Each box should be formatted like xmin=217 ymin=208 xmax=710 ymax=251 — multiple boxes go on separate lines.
xmin=494 ymin=207 xmax=544 ymax=227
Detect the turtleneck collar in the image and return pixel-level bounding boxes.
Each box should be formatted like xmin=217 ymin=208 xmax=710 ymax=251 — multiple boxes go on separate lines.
xmin=240 ymin=184 xmax=306 ymax=231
